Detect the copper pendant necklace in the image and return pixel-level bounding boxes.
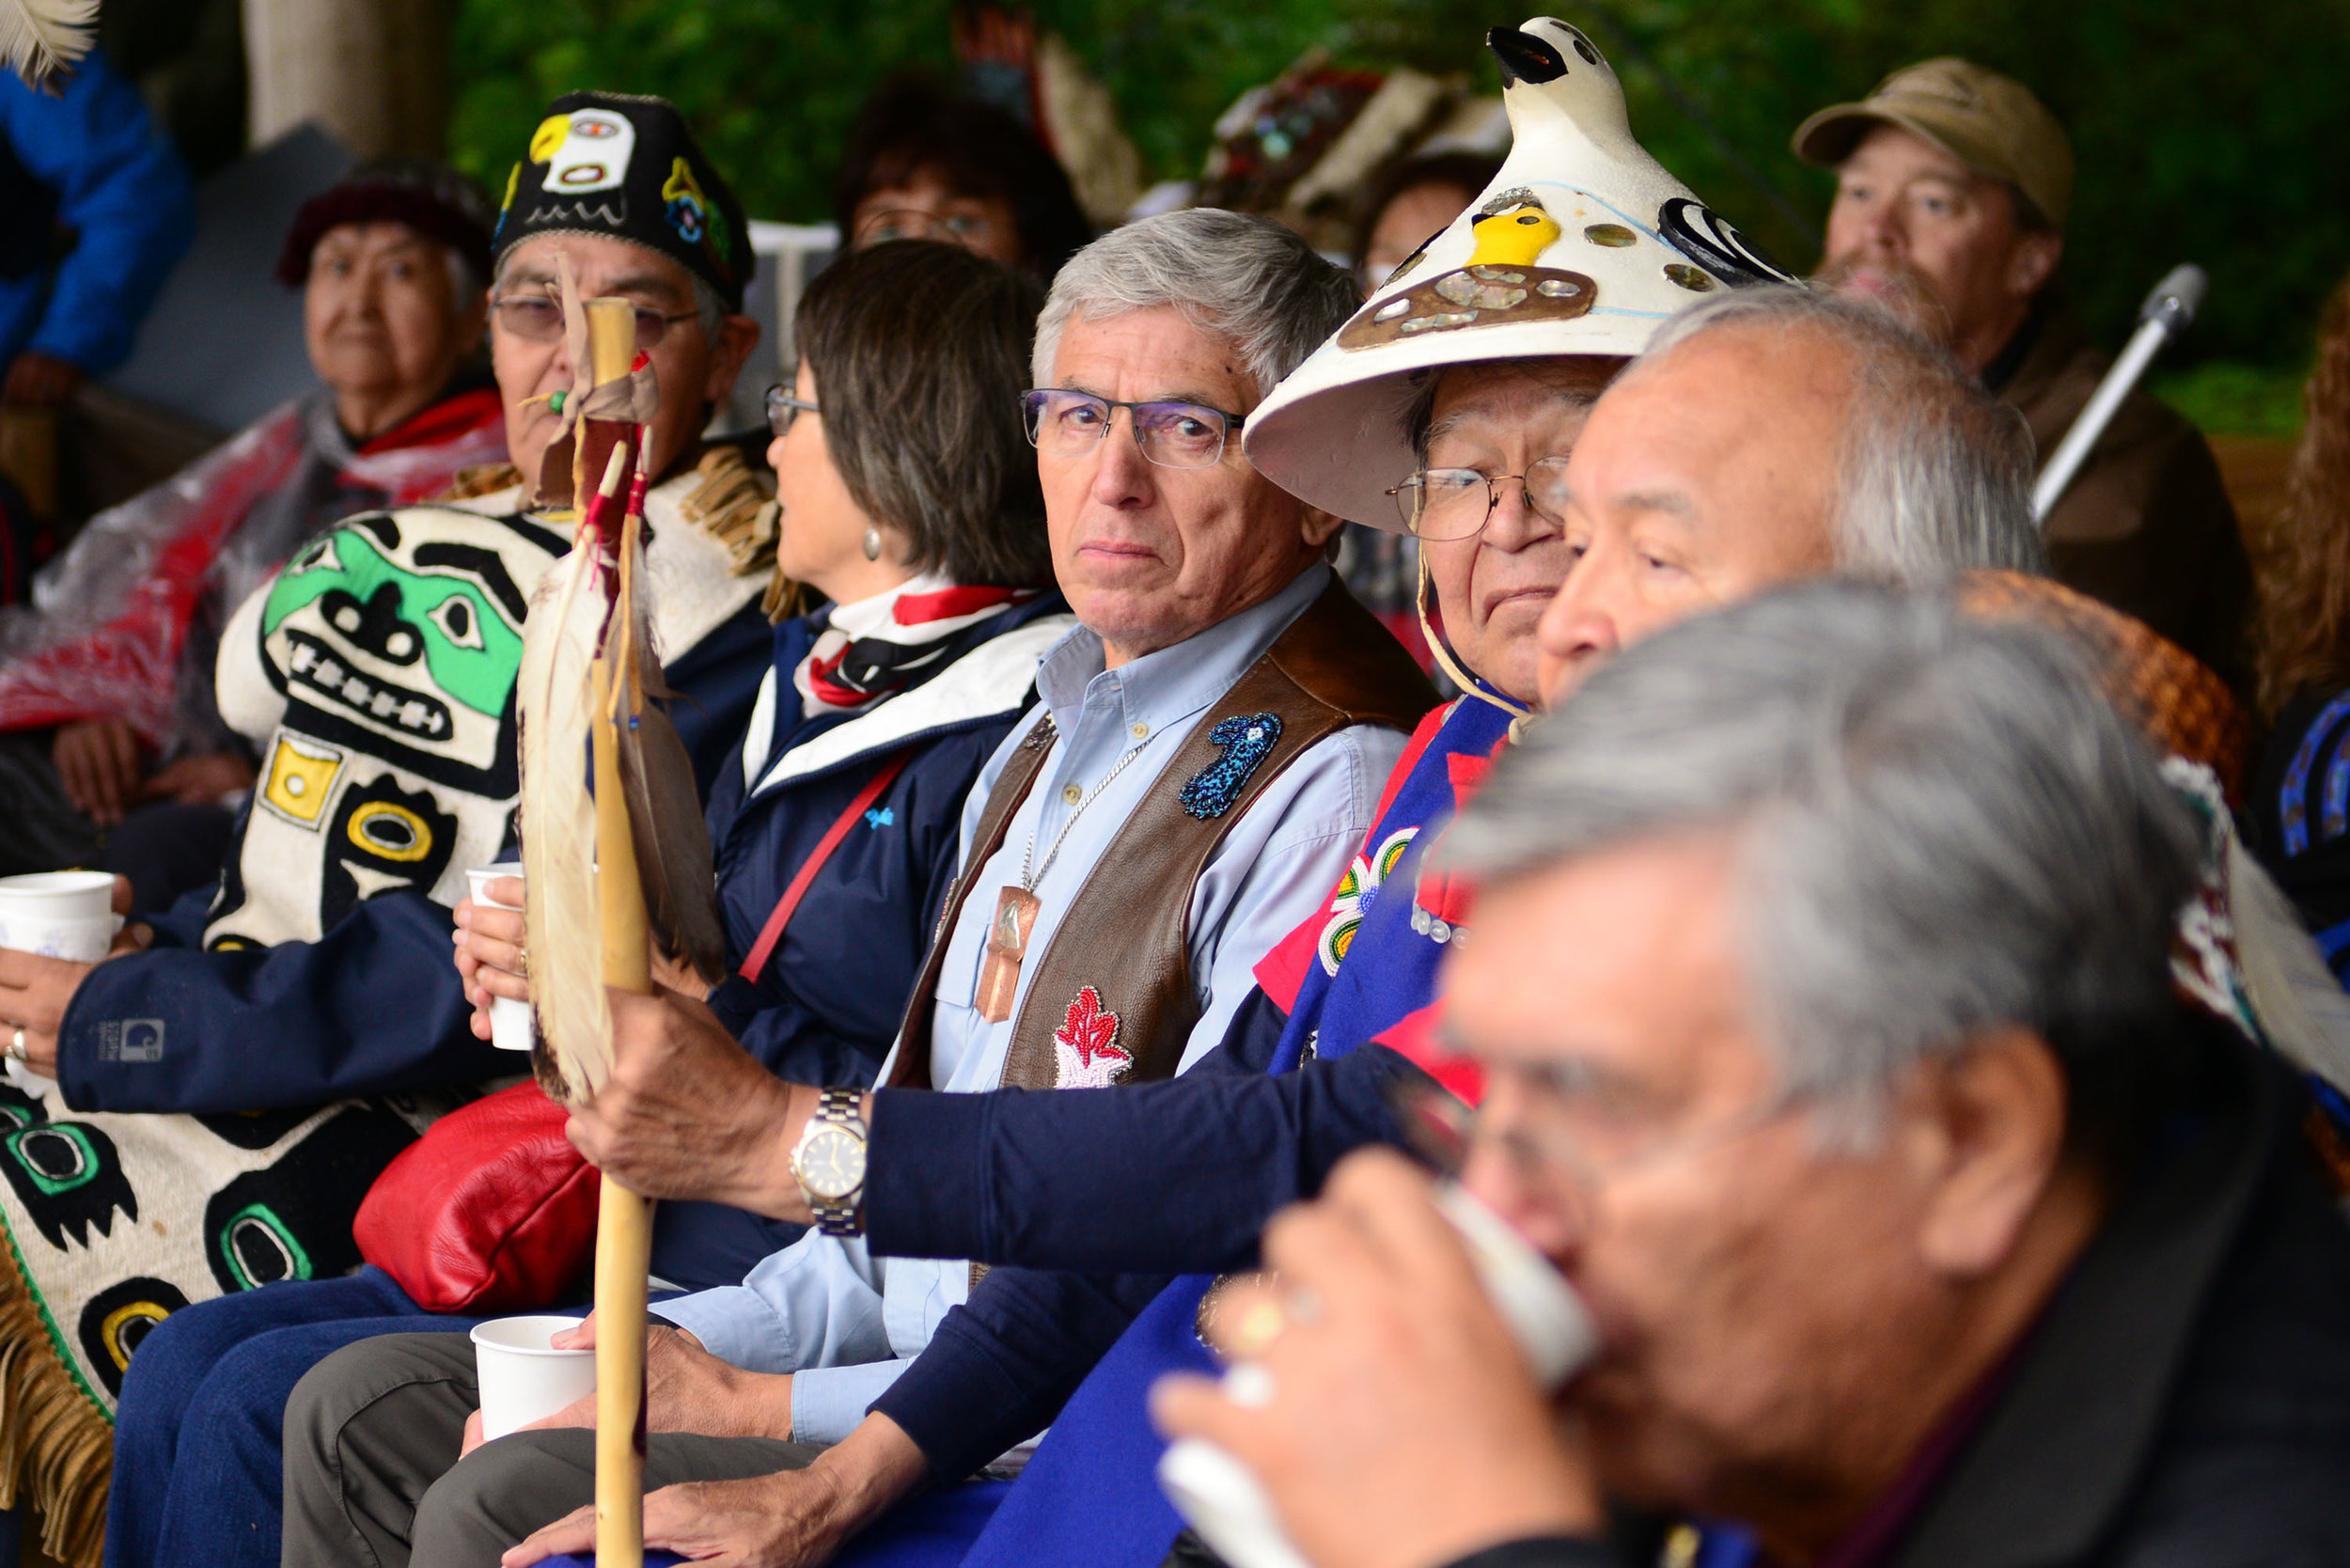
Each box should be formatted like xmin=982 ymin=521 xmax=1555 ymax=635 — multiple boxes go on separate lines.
xmin=973 ymin=731 xmax=1152 ymax=1021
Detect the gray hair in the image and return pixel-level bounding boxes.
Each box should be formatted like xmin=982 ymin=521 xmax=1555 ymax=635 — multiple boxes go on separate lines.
xmin=1031 ymin=209 xmax=1359 ymax=399
xmin=1626 ymin=287 xmax=2047 ymax=584
xmin=1442 ymin=580 xmax=2201 ymax=1146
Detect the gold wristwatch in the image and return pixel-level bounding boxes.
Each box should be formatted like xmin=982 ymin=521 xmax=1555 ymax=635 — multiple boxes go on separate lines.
xmin=790 ymin=1087 xmax=868 ymax=1236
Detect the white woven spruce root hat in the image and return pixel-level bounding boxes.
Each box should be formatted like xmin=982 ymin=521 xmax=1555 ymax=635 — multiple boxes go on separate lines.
xmin=1246 ymin=16 xmax=1799 ymax=532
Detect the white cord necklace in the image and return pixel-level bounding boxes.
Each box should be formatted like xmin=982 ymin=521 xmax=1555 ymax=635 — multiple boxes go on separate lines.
xmin=1019 ymin=733 xmax=1153 ymax=891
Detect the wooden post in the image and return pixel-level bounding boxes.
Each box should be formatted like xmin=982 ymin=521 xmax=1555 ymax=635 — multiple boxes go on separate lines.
xmin=241 ymin=0 xmax=453 ymax=158
xmin=581 ymin=293 xmax=653 ymax=1568
xmin=592 ymin=647 xmax=653 ymax=1568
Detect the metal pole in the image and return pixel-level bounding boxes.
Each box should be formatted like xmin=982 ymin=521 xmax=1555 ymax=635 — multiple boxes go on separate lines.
xmin=2031 ymin=264 xmax=2207 ymax=525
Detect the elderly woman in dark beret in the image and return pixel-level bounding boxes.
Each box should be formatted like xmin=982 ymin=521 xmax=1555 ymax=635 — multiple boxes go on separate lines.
xmin=0 ymin=158 xmax=507 ymax=906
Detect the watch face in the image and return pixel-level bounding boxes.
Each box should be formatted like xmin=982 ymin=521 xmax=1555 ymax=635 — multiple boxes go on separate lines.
xmin=797 ymin=1124 xmax=866 ymax=1201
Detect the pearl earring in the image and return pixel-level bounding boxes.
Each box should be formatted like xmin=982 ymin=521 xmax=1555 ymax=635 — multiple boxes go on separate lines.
xmin=862 ymin=527 xmax=883 ymax=561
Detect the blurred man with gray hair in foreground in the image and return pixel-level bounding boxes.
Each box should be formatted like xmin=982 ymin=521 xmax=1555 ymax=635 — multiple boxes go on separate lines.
xmin=1159 ymin=580 xmax=2350 ymax=1568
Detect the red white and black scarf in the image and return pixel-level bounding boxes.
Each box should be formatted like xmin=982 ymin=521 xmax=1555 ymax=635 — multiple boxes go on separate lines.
xmin=792 ymin=572 xmax=1034 ymax=719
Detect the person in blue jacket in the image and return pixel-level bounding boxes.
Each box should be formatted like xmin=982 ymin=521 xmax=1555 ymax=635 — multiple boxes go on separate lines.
xmin=0 ymin=47 xmax=193 ymax=412
xmin=102 ymin=237 xmax=1072 ymax=1568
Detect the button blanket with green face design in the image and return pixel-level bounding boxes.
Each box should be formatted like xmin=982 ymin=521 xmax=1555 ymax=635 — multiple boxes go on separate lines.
xmin=262 ymin=526 xmax=525 ymax=723
xmin=209 ymin=504 xmax=569 ymax=953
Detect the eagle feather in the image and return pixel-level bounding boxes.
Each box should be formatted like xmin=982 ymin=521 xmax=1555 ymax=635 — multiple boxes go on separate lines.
xmin=519 ymin=524 xmax=612 ymax=1103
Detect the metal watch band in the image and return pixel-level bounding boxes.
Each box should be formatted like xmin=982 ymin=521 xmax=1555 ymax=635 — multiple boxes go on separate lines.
xmin=808 ymin=1085 xmax=866 ymax=1237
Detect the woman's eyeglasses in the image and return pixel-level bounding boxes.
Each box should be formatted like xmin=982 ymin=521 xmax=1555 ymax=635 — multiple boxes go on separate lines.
xmin=492 ymin=292 xmax=699 ymax=352
xmin=765 ymin=385 xmax=821 ymax=437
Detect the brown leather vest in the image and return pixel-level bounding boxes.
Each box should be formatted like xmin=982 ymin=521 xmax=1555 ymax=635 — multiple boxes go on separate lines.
xmin=886 ymin=577 xmax=1434 ymax=1094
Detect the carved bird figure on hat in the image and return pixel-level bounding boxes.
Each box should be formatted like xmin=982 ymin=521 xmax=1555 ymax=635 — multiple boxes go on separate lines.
xmin=1340 ymin=16 xmax=1794 ymax=353
xmin=1340 ymin=187 xmax=1595 ymax=349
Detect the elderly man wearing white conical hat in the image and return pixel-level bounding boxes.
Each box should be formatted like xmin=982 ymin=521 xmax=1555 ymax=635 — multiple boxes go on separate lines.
xmin=1252 ymin=16 xmax=1796 ymax=728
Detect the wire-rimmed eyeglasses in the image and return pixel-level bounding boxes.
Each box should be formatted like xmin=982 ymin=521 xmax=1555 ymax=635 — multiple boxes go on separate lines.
xmin=1386 ymin=457 xmax=1574 ymax=540
xmin=492 ymin=291 xmax=698 ymax=352
xmin=765 ymin=385 xmax=820 ymax=437
xmin=853 ymin=206 xmax=1006 ymax=251
xmin=1022 ymin=388 xmax=1246 ymax=470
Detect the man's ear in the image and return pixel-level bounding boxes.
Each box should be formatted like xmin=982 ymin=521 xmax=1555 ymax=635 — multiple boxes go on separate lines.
xmin=2006 ymin=231 xmax=2062 ymax=303
xmin=1300 ymin=505 xmax=1345 ymax=552
xmin=703 ymin=314 xmax=764 ymax=406
xmin=1904 ymin=1027 xmax=2070 ymax=1278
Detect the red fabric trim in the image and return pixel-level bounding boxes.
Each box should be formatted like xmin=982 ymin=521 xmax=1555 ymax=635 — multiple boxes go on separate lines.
xmin=1446 ymin=747 xmax=1494 ymax=804
xmin=1251 ymin=706 xmax=1455 ymax=1012
xmin=893 ymin=585 xmax=1022 ymax=625
xmin=1374 ymin=1000 xmax=1485 ymax=1105
xmin=738 ymin=750 xmax=914 ymax=983
xmin=357 ymin=385 xmax=506 ymax=457
xmin=1373 ymin=606 xmax=1436 ymax=677
xmin=1252 ymin=904 xmax=1325 ymax=1016
xmin=1413 ymin=725 xmax=1508 ymax=930
xmin=1374 ymin=701 xmax=1456 ymax=824
xmin=803 ymin=645 xmax=866 ymax=709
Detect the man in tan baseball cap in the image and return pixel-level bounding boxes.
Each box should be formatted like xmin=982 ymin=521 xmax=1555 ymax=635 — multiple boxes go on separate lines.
xmin=1795 ymin=58 xmax=2251 ymax=697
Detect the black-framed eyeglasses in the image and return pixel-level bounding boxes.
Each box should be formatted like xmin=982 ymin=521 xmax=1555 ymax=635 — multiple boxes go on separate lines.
xmin=492 ymin=292 xmax=698 ymax=352
xmin=1022 ymin=388 xmax=1246 ymax=470
xmin=1386 ymin=457 xmax=1574 ymax=540
xmin=765 ymin=385 xmax=820 ymax=437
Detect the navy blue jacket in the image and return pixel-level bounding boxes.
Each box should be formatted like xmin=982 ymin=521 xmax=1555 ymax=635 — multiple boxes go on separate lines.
xmin=863 ymin=987 xmax=1425 ymax=1476
xmin=654 ymin=590 xmax=1073 ymax=1287
xmin=55 ymin=602 xmax=771 ymax=1116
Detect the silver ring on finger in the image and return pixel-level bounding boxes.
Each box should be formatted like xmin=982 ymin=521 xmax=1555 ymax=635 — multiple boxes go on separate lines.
xmin=8 ymin=1027 xmax=25 ymax=1064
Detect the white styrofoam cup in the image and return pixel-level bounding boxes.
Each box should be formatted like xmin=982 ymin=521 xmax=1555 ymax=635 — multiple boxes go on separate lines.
xmin=462 ymin=862 xmax=533 ymax=1052
xmin=0 ymin=911 xmax=121 ymax=962
xmin=0 ymin=871 xmax=117 ymax=922
xmin=470 ymin=1314 xmax=594 ymax=1441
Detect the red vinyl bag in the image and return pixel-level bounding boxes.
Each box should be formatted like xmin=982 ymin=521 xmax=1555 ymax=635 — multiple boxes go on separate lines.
xmin=354 ymin=1081 xmax=600 ymax=1313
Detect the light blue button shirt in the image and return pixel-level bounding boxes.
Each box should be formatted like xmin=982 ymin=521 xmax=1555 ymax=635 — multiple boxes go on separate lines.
xmin=655 ymin=563 xmax=1412 ymax=1443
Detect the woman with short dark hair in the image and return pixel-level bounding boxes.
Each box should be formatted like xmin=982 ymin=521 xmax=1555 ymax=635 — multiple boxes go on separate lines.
xmin=102 ymin=240 xmax=1076 ymax=1568
xmin=788 ymin=238 xmax=1056 ymax=588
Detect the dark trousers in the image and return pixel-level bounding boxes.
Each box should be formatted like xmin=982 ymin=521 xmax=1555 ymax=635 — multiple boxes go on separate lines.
xmin=104 ymin=1267 xmax=446 ymax=1568
xmin=280 ymin=1330 xmax=820 ymax=1568
xmin=0 ymin=730 xmax=101 ymax=876
xmin=0 ymin=730 xmax=234 ymax=909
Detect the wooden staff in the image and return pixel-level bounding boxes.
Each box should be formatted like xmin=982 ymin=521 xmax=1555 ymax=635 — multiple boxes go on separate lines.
xmin=580 ymin=295 xmax=655 ymax=1568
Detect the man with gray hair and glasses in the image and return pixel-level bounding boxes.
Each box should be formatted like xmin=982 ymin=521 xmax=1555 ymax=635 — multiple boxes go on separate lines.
xmin=1160 ymin=579 xmax=2350 ymax=1568
xmin=279 ymin=207 xmax=1433 ymax=1565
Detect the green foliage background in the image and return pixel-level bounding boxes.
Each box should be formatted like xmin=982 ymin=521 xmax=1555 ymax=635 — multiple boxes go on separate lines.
xmin=449 ymin=0 xmax=2349 ymax=428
